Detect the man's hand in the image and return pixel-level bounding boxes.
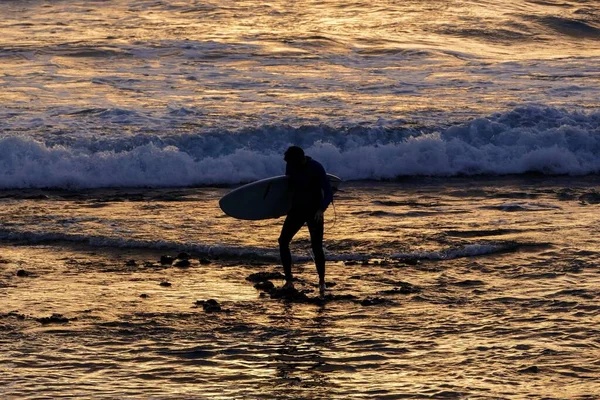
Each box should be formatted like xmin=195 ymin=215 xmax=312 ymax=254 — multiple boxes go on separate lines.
xmin=314 ymin=209 xmax=324 ymax=222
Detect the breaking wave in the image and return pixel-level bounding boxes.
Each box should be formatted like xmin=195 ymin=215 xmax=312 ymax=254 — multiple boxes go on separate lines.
xmin=1 ymin=106 xmax=599 ymax=189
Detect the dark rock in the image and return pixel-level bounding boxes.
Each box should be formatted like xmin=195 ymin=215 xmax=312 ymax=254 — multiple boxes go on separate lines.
xmin=143 ymin=261 xmax=156 ymax=268
xmin=254 ymin=281 xmax=275 ymax=291
xmin=199 ymin=258 xmax=211 ymax=265
xmin=518 ymin=366 xmax=539 ymax=374
xmin=556 ymin=189 xmax=576 ymax=201
xmin=173 ymin=259 xmax=191 ymax=268
xmin=378 ymin=283 xmax=421 ymax=295
xmin=140 ymin=293 xmax=149 ymax=299
xmin=195 ymin=299 xmax=221 ymax=313
xmin=159 ymin=281 xmax=172 ymax=287
xmin=246 ymin=271 xmax=285 ymax=283
xmin=360 ymin=297 xmax=389 ymax=306
xmin=160 ymin=255 xmax=175 ymax=265
xmin=177 ymin=252 xmax=191 ymax=260
xmin=344 ymin=261 xmax=358 ymax=266
xmin=16 ymin=269 xmax=30 ymax=277
xmin=37 ymin=313 xmax=70 ymax=324
xmin=269 ymin=286 xmax=310 ymax=302
xmin=514 ymin=344 xmax=533 ymax=350
xmin=124 ymin=259 xmax=137 ymax=267
xmin=455 ymin=280 xmax=485 ymax=287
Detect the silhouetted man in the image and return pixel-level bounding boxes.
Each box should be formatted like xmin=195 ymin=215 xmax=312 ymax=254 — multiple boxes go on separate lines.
xmin=279 ymin=146 xmax=333 ymax=298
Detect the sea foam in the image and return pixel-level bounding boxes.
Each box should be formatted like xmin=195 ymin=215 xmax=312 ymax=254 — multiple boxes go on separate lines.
xmin=1 ymin=106 xmax=599 ymax=189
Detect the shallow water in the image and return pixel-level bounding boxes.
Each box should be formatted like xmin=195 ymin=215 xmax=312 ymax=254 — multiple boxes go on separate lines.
xmin=2 ymin=178 xmax=599 ymax=399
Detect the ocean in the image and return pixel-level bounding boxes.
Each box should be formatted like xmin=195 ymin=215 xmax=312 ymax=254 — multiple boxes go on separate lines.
xmin=1 ymin=1 xmax=599 ymax=398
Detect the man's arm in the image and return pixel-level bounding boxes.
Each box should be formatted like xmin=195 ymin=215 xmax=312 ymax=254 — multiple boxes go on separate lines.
xmin=319 ymin=164 xmax=333 ymax=211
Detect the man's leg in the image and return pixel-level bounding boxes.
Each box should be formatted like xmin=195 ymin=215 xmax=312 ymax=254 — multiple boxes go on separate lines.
xmin=307 ymin=212 xmax=325 ymax=295
xmin=278 ymin=210 xmax=306 ymax=285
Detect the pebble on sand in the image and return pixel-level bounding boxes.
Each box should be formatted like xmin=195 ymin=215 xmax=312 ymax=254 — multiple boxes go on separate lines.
xmin=159 ymin=281 xmax=172 ymax=287
xmin=16 ymin=269 xmax=30 ymax=277
xmin=140 ymin=293 xmax=149 ymax=299
xmin=124 ymin=259 xmax=137 ymax=267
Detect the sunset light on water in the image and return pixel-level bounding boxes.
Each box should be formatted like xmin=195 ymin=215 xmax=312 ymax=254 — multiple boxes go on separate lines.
xmin=1 ymin=1 xmax=599 ymax=399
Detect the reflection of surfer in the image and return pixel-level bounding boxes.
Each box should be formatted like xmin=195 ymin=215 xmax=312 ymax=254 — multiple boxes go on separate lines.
xmin=279 ymin=146 xmax=333 ymax=298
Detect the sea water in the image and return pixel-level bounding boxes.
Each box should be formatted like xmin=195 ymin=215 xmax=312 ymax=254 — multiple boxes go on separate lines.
xmin=1 ymin=1 xmax=599 ymax=399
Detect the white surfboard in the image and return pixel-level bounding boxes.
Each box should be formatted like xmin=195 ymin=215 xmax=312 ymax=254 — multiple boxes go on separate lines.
xmin=219 ymin=174 xmax=341 ymax=220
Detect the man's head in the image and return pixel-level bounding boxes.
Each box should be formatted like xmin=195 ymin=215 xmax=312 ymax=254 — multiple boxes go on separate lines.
xmin=284 ymin=146 xmax=305 ymax=166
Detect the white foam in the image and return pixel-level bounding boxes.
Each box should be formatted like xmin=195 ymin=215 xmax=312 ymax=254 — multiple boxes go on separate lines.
xmin=0 ymin=228 xmax=519 ymax=262
xmin=1 ymin=106 xmax=599 ymax=189
xmin=390 ymin=243 xmax=518 ymax=261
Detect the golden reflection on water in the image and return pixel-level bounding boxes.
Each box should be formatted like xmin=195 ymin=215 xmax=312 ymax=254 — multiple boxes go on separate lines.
xmin=2 ymin=179 xmax=600 ymax=397
xmin=1 ymin=0 xmax=598 ymax=129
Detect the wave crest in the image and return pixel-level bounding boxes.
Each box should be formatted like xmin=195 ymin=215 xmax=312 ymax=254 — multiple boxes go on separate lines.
xmin=1 ymin=106 xmax=599 ymax=189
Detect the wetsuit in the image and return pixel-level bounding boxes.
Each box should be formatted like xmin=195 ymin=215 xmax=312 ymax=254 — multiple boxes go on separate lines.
xmin=278 ymin=156 xmax=333 ymax=282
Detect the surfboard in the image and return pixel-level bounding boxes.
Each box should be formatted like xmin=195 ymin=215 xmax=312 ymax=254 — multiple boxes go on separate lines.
xmin=219 ymin=174 xmax=342 ymax=220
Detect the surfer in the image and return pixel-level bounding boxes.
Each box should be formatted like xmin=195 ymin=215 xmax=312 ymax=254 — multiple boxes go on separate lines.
xmin=279 ymin=146 xmax=333 ymax=298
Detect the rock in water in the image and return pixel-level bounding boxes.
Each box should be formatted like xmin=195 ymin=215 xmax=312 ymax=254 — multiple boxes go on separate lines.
xmin=254 ymin=281 xmax=275 ymax=291
xmin=360 ymin=297 xmax=389 ymax=306
xmin=195 ymin=299 xmax=221 ymax=313
xmin=37 ymin=314 xmax=70 ymax=324
xmin=269 ymin=286 xmax=310 ymax=302
xmin=378 ymin=282 xmax=422 ymax=295
xmin=173 ymin=259 xmax=191 ymax=267
xmin=160 ymin=255 xmax=175 ymax=265
xmin=518 ymin=366 xmax=539 ymax=374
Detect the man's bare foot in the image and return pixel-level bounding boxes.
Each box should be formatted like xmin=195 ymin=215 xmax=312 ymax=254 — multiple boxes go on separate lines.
xmin=282 ymin=280 xmax=295 ymax=290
